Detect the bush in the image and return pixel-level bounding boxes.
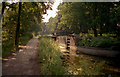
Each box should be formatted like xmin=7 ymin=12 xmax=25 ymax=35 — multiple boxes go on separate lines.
xmin=2 ymin=33 xmax=33 ymax=57
xmin=19 ymin=33 xmax=33 ymax=45
xmin=38 ymin=37 xmax=66 ymax=75
xmin=91 ymin=37 xmax=113 ymax=48
xmin=78 ymin=34 xmax=93 ymax=47
xmin=2 ymin=39 xmax=16 ymax=57
xmin=78 ymin=34 xmax=120 ymax=48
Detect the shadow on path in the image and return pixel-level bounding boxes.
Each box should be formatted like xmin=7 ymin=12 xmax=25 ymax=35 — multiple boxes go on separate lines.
xmin=2 ymin=38 xmax=40 ymax=75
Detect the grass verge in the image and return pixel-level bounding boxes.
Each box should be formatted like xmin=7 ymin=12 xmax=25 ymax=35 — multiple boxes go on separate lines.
xmin=38 ymin=37 xmax=66 ymax=75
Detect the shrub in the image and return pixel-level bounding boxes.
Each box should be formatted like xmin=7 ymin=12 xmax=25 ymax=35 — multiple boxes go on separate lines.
xmin=90 ymin=37 xmax=113 ymax=48
xmin=78 ymin=34 xmax=93 ymax=47
xmin=77 ymin=34 xmax=120 ymax=48
xmin=2 ymin=33 xmax=33 ymax=57
xmin=19 ymin=33 xmax=33 ymax=45
xmin=2 ymin=39 xmax=16 ymax=57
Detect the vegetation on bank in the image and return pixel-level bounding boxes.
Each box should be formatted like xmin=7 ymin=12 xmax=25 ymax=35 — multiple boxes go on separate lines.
xmin=38 ymin=37 xmax=66 ymax=75
xmin=38 ymin=37 xmax=107 ymax=75
xmin=2 ymin=33 xmax=33 ymax=57
xmin=77 ymin=33 xmax=120 ymax=48
xmin=65 ymin=54 xmax=106 ymax=75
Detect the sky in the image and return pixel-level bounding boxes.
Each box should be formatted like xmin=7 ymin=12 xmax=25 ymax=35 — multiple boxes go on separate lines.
xmin=42 ymin=0 xmax=62 ymax=22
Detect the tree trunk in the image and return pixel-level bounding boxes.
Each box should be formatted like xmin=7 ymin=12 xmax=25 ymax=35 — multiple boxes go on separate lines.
xmin=116 ymin=26 xmax=120 ymax=37
xmin=15 ymin=2 xmax=22 ymax=47
xmin=79 ymin=24 xmax=82 ymax=33
xmin=93 ymin=3 xmax=98 ymax=37
xmin=2 ymin=2 xmax=5 ymax=15
xmin=1 ymin=2 xmax=5 ymax=23
xmin=93 ymin=27 xmax=97 ymax=37
xmin=100 ymin=32 xmax=102 ymax=36
xmin=100 ymin=25 xmax=103 ymax=36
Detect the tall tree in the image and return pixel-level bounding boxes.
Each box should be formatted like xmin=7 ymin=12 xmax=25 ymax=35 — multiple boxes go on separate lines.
xmin=1 ymin=2 xmax=5 ymax=15
xmin=15 ymin=2 xmax=21 ymax=47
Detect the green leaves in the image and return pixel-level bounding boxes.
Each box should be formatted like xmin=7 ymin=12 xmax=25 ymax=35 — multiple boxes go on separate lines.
xmin=55 ymin=2 xmax=120 ymax=36
xmin=2 ymin=2 xmax=47 ymax=56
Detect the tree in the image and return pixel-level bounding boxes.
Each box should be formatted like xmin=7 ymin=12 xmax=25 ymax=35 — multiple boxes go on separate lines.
xmin=15 ymin=2 xmax=21 ymax=47
xmin=58 ymin=2 xmax=90 ymax=34
xmin=2 ymin=2 xmax=52 ymax=55
xmin=47 ymin=2 xmax=120 ymax=37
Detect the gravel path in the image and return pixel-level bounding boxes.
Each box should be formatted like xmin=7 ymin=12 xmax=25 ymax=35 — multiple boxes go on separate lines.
xmin=2 ymin=38 xmax=40 ymax=75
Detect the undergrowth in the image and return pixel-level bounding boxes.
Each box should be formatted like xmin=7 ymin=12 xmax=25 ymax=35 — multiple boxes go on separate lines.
xmin=38 ymin=37 xmax=65 ymax=75
xmin=2 ymin=33 xmax=32 ymax=57
xmin=77 ymin=33 xmax=120 ymax=48
xmin=65 ymin=54 xmax=106 ymax=75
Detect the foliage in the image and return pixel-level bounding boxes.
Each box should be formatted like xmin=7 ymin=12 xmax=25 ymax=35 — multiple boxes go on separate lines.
xmin=65 ymin=54 xmax=105 ymax=75
xmin=38 ymin=37 xmax=66 ymax=75
xmin=46 ymin=14 xmax=61 ymax=33
xmin=90 ymin=37 xmax=113 ymax=48
xmin=2 ymin=2 xmax=48 ymax=57
xmin=78 ymin=33 xmax=120 ymax=48
xmin=78 ymin=34 xmax=93 ymax=47
xmin=57 ymin=2 xmax=89 ymax=34
xmin=19 ymin=32 xmax=32 ymax=45
xmin=47 ymin=2 xmax=120 ymax=37
xmin=2 ymin=39 xmax=15 ymax=57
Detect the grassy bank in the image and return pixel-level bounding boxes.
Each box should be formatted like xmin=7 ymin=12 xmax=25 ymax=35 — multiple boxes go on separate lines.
xmin=77 ymin=33 xmax=120 ymax=48
xmin=64 ymin=54 xmax=106 ymax=75
xmin=38 ymin=37 xmax=65 ymax=75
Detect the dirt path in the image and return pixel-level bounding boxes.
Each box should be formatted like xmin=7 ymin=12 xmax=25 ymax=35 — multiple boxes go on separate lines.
xmin=2 ymin=37 xmax=40 ymax=75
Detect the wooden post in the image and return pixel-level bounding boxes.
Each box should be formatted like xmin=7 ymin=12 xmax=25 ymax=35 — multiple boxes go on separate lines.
xmin=66 ymin=36 xmax=70 ymax=50
xmin=66 ymin=33 xmax=75 ymax=50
